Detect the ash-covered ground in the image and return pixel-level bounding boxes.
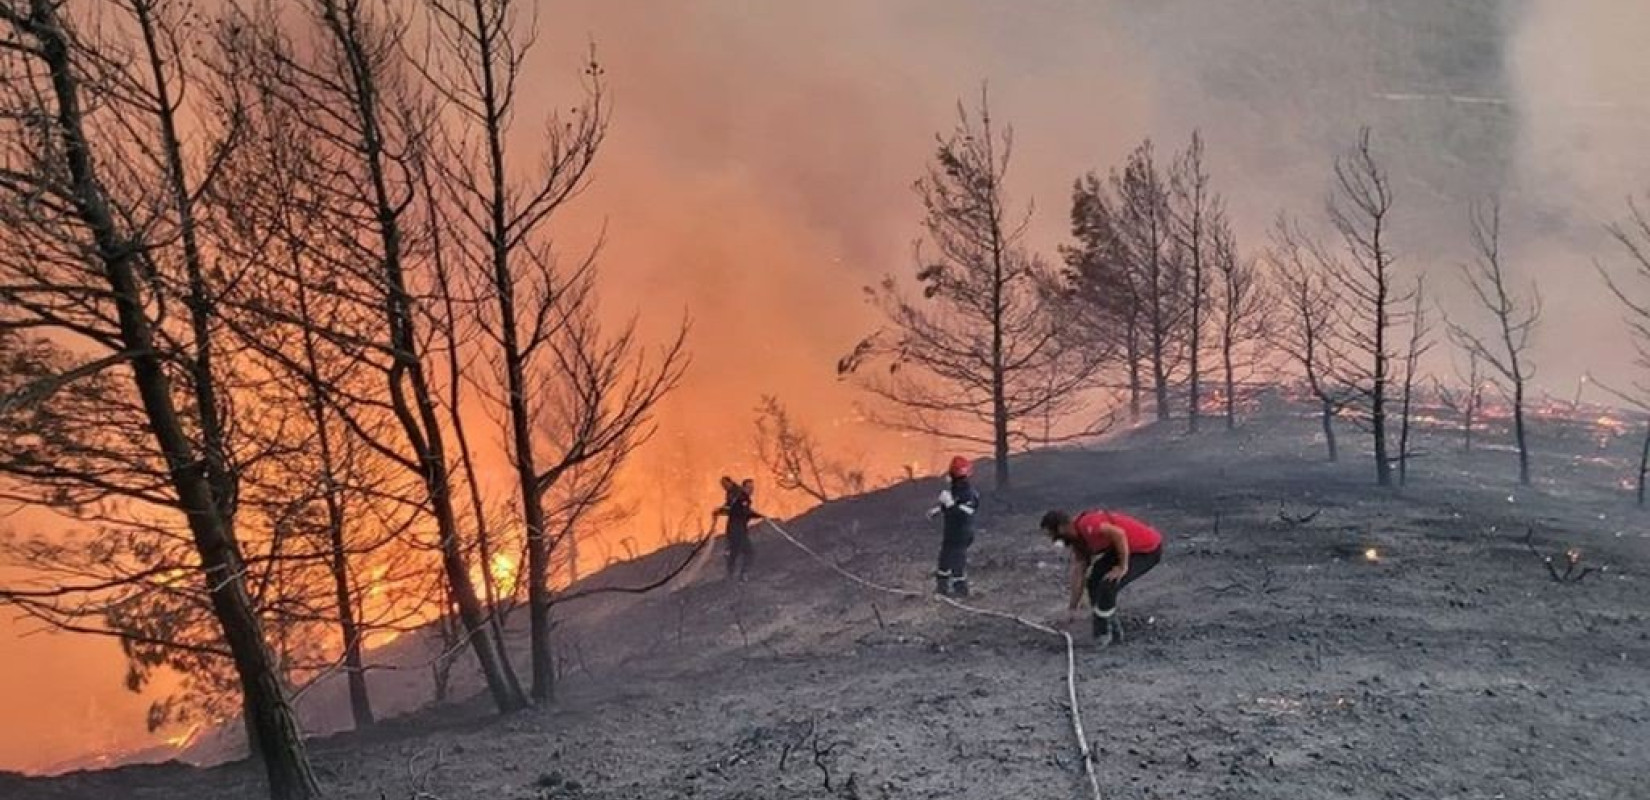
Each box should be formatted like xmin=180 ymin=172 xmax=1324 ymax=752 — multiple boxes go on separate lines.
xmin=8 ymin=402 xmax=1648 ymax=800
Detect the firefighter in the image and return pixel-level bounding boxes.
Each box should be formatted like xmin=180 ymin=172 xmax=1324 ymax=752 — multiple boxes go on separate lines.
xmin=1039 ymin=508 xmax=1164 ymax=645
xmin=927 ymin=456 xmax=980 ymax=597
xmin=713 ymin=477 xmax=764 ymax=581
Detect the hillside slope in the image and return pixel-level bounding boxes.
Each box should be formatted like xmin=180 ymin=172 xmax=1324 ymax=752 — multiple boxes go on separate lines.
xmin=10 ymin=405 xmax=1649 ymax=799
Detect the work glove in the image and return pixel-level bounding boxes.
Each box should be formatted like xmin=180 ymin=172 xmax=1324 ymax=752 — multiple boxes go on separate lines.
xmin=937 ymin=489 xmax=955 ymax=508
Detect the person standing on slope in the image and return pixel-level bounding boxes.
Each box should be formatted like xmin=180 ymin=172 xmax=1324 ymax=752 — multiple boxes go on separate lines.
xmin=1039 ymin=508 xmax=1164 ymax=645
xmin=714 ymin=477 xmax=765 ymax=581
xmin=927 ymin=456 xmax=981 ymax=597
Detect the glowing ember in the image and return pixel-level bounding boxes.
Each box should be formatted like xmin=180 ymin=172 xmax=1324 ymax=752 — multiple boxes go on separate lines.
xmin=1363 ymin=547 xmax=1381 ymax=563
xmin=164 ymin=723 xmax=202 ymax=750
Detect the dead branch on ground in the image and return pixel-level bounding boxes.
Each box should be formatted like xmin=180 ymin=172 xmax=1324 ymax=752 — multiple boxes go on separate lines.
xmin=1209 ymin=564 xmax=1283 ymax=597
xmin=407 ymin=746 xmax=446 ymax=800
xmin=1278 ymin=505 xmax=1322 ymax=527
xmin=1523 ymin=527 xmax=1600 ymax=584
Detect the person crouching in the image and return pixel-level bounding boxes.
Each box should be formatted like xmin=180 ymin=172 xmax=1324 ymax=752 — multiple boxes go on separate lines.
xmin=1039 ymin=508 xmax=1164 ymax=645
xmin=927 ymin=456 xmax=980 ymax=597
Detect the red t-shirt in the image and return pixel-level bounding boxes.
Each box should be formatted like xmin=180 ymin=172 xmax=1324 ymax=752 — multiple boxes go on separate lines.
xmin=1072 ymin=510 xmax=1163 ymax=556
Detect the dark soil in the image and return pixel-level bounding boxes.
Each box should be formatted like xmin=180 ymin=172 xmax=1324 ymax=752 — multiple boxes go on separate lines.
xmin=12 ymin=405 xmax=1649 ymax=799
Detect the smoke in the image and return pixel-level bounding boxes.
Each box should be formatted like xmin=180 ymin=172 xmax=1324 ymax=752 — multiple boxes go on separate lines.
xmin=533 ymin=0 xmax=1650 ymax=539
xmin=1503 ymin=0 xmax=1650 ymax=392
xmin=523 ymin=0 xmax=1152 ymax=534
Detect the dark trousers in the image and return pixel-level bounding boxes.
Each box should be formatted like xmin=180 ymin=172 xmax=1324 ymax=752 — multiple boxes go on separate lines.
xmin=726 ymin=529 xmax=753 ymax=578
xmin=1086 ymin=548 xmax=1161 ymax=617
xmin=936 ymin=534 xmax=972 ymax=593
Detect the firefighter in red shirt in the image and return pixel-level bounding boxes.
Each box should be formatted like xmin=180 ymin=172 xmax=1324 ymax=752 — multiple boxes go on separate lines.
xmin=1039 ymin=509 xmax=1165 ymax=645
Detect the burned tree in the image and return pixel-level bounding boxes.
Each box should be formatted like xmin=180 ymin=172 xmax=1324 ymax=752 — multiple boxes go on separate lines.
xmin=1119 ymin=141 xmax=1184 ymax=423
xmin=1598 ymin=196 xmax=1650 ymax=505
xmin=843 ymin=92 xmax=1104 ymax=490
xmin=1212 ymin=206 xmax=1269 ymax=429
xmin=1270 ymin=218 xmax=1353 ymax=462
xmin=0 ymin=1 xmax=319 ymax=796
xmin=209 ymin=48 xmax=399 ymax=732
xmin=1065 ymin=135 xmax=1214 ymax=427
xmin=422 ymin=0 xmax=685 ymax=702
xmin=1062 ymin=173 xmax=1142 ymax=419
xmin=1171 ymin=132 xmax=1221 ymax=432
xmin=234 ymin=0 xmax=528 ymax=713
xmin=1325 ymin=128 xmax=1409 ymax=487
xmin=1397 ymin=278 xmax=1434 ymax=486
xmin=421 ymin=175 xmax=527 ymax=704
xmin=754 ymin=395 xmax=868 ymax=504
xmin=1447 ymin=201 xmax=1540 ymax=485
xmin=1433 ymin=350 xmax=1486 ymax=454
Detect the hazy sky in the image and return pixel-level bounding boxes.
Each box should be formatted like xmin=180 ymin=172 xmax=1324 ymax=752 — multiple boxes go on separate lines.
xmin=4 ymin=0 xmax=1648 ymax=773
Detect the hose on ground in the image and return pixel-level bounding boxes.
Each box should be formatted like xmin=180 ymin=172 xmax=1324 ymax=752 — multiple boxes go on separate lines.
xmin=762 ymin=518 xmax=1104 ymax=800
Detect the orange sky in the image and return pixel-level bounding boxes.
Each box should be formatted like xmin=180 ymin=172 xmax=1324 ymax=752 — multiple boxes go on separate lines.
xmin=5 ymin=0 xmax=1650 ymax=773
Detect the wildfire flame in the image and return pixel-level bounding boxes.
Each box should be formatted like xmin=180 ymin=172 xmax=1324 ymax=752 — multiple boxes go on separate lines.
xmin=489 ymin=552 xmax=518 ymax=596
xmin=469 ymin=552 xmax=519 ymax=599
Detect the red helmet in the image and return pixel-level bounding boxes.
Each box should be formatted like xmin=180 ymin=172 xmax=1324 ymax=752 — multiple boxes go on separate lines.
xmin=947 ymin=456 xmax=972 ymax=478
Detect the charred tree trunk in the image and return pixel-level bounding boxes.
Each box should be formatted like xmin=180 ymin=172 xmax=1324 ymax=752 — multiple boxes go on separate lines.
xmin=447 ymin=0 xmax=560 ymax=699
xmin=1371 ymin=265 xmax=1392 ymax=487
xmin=991 ymin=228 xmax=1012 ymax=490
xmin=1174 ymin=132 xmax=1213 ymax=434
xmin=1149 ymin=251 xmax=1171 ymax=423
xmin=11 ymin=3 xmax=322 ymax=797
xmin=1450 ymin=202 xmax=1539 ymax=484
xmin=294 ymin=279 xmax=374 ymax=730
xmin=1126 ymin=314 xmax=1142 ymax=420
xmin=1638 ymin=421 xmax=1650 ymax=507
xmin=1397 ymin=280 xmax=1430 ymax=487
xmin=136 ymin=2 xmax=238 ymax=530
xmin=1222 ymin=344 xmax=1237 ymax=431
xmin=1513 ymin=381 xmax=1530 ymax=485
xmin=1398 ymin=382 xmax=1414 ymax=486
xmin=1326 ymin=129 xmax=1398 ymax=488
xmin=327 ymin=515 xmax=373 ymax=729
xmin=313 ymin=0 xmax=527 ymax=714
xmin=419 ymin=160 xmax=527 ymax=705
xmin=1464 ymin=400 xmax=1475 ymax=452
xmin=1321 ymin=399 xmax=1339 ymax=462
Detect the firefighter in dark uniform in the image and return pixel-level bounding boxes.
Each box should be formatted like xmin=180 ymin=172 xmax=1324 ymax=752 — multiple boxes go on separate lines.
xmin=713 ymin=477 xmax=764 ymax=581
xmin=927 ymin=456 xmax=980 ymax=597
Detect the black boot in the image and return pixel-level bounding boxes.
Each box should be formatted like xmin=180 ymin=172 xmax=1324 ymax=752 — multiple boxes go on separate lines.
xmin=1092 ymin=611 xmax=1115 ymax=645
xmin=950 ymin=577 xmax=970 ymax=598
xmin=934 ymin=570 xmax=952 ymax=595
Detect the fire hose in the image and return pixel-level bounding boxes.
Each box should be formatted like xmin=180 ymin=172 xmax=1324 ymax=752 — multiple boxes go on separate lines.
xmin=762 ymin=518 xmax=1104 ymax=800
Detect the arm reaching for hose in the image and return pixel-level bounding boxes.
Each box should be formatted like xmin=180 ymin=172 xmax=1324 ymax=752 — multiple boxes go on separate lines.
xmin=1066 ymin=549 xmax=1088 ymax=619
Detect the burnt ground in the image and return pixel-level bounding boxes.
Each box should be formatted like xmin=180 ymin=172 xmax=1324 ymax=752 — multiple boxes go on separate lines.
xmin=7 ymin=403 xmax=1649 ymax=800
